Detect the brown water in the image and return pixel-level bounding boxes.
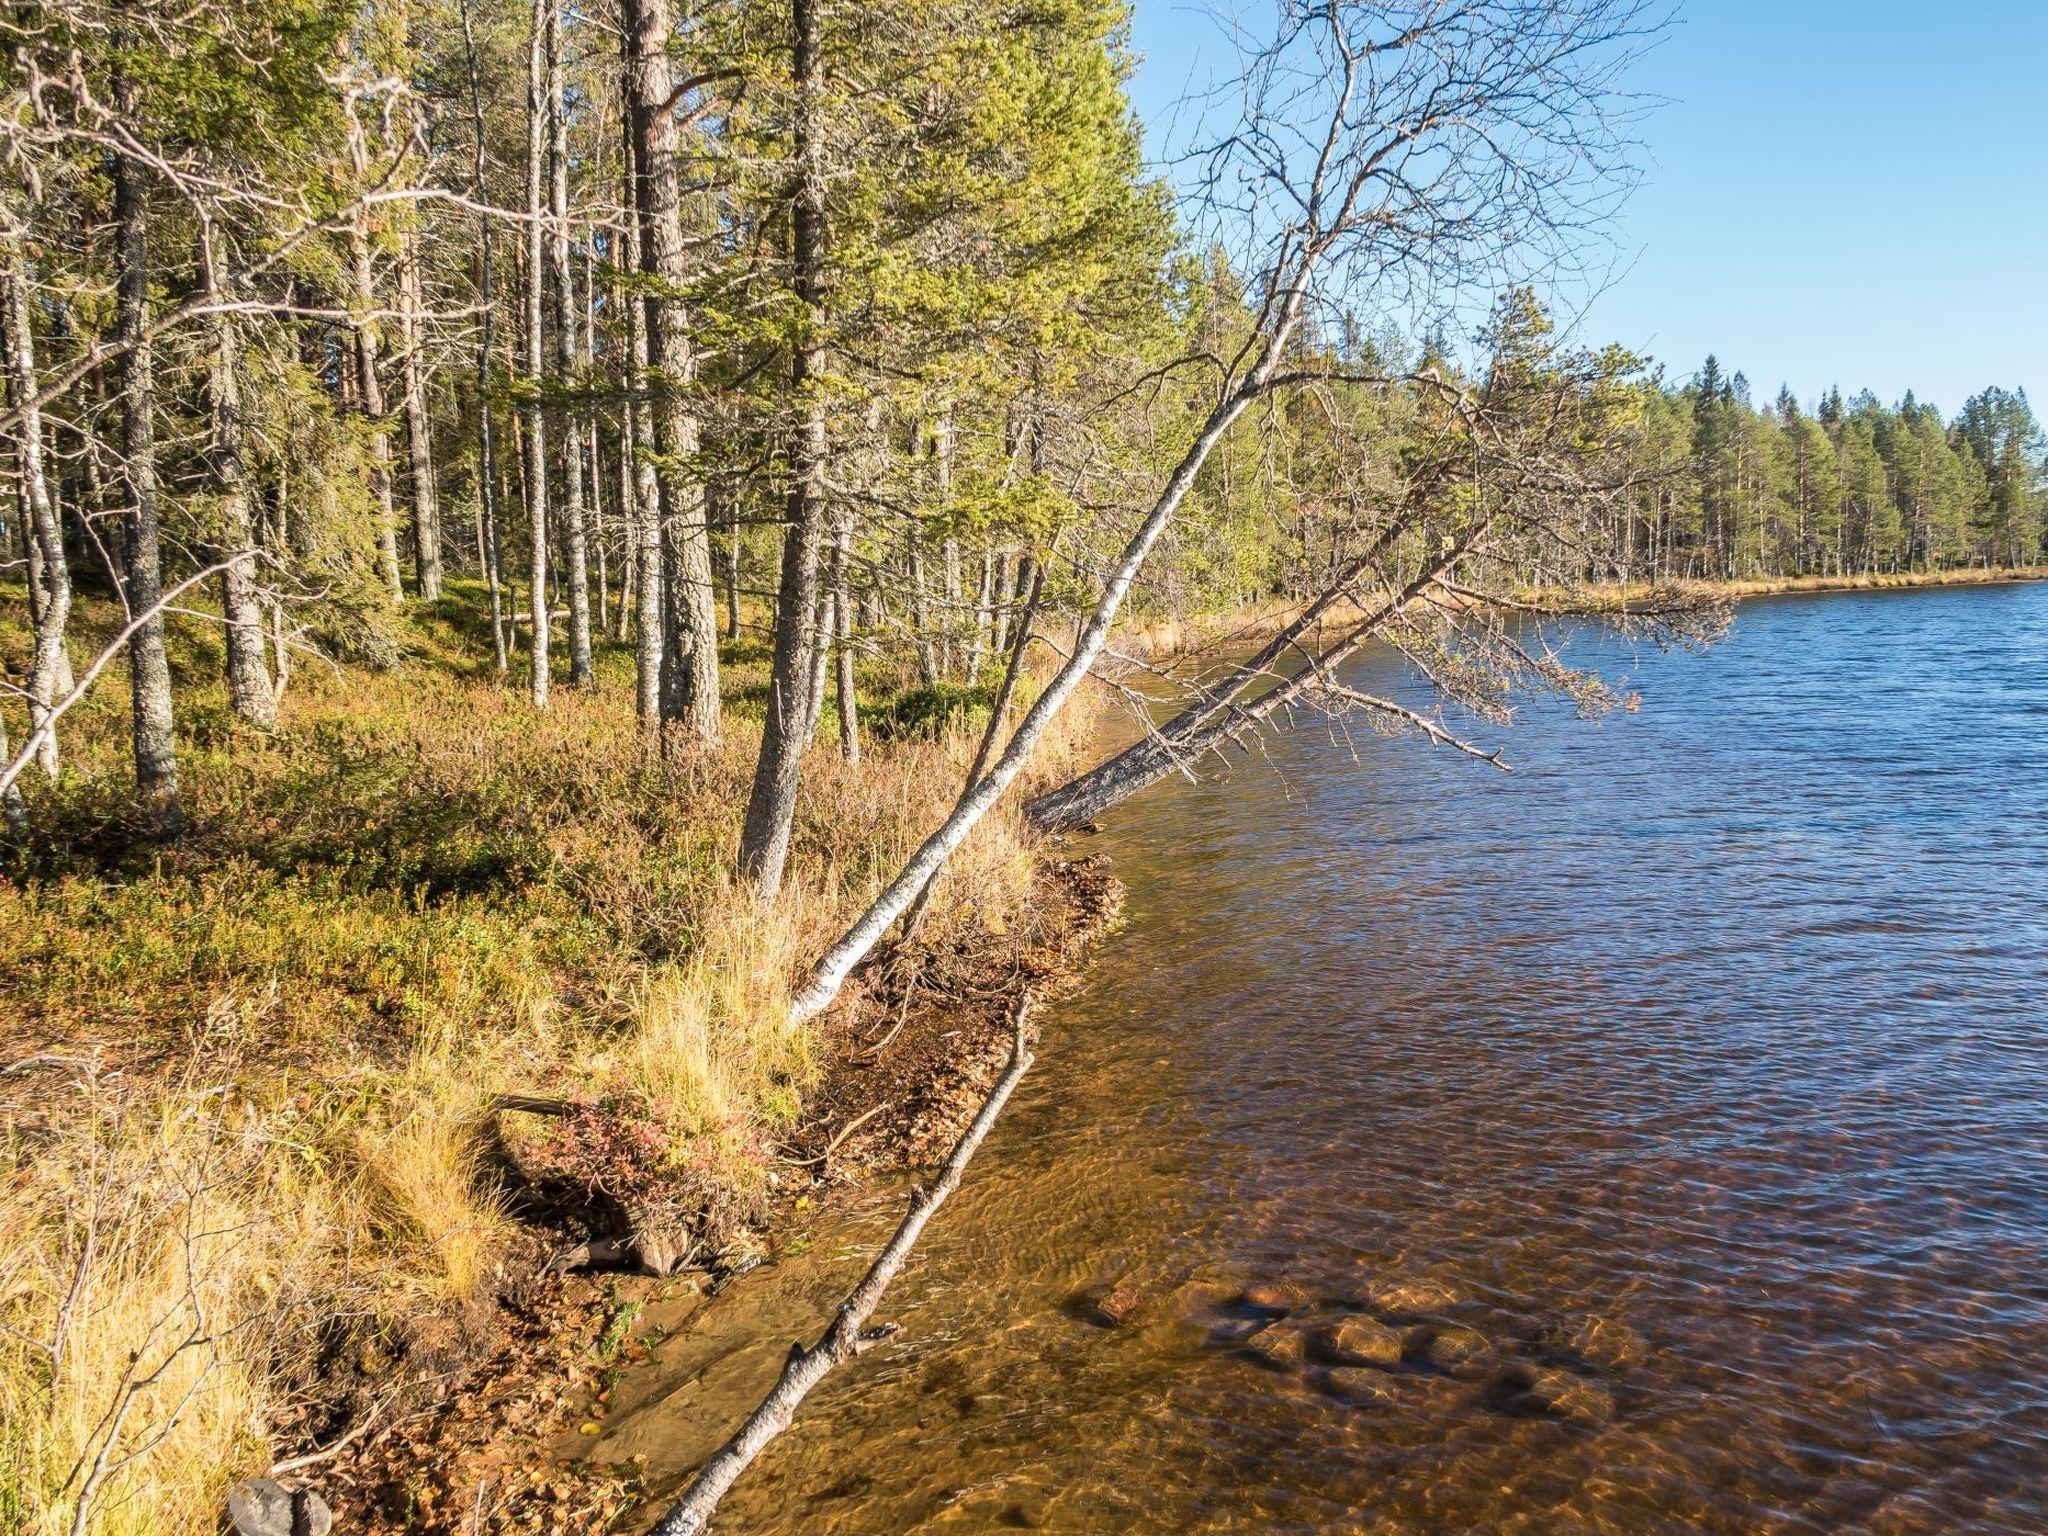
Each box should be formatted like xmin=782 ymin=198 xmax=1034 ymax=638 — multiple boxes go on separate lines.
xmin=589 ymin=583 xmax=2048 ymax=1535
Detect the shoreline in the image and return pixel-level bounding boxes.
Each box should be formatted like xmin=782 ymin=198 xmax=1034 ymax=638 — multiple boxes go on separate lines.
xmin=322 ymin=855 xmax=1124 ymax=1533
xmin=1592 ymin=564 xmax=2048 ymax=603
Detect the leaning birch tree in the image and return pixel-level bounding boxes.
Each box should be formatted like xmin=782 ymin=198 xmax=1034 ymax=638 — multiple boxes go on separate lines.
xmin=787 ymin=0 xmax=1661 ymax=1021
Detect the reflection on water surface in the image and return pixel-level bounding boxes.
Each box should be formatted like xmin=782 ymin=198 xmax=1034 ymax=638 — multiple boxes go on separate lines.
xmin=590 ymin=584 xmax=2048 ymax=1535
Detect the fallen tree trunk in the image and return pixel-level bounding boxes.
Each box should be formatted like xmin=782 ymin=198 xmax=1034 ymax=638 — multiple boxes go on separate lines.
xmin=650 ymin=1002 xmax=1039 ymax=1536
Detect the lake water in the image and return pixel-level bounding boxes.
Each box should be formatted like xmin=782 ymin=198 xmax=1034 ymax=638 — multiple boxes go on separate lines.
xmin=594 ymin=582 xmax=2048 ymax=1535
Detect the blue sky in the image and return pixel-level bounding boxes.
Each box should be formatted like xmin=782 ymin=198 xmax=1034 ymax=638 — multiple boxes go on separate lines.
xmin=1125 ymin=0 xmax=2048 ymax=418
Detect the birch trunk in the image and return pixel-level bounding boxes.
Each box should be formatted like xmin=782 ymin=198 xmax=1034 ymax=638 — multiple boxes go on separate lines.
xmin=3 ymin=224 xmax=71 ymax=775
xmin=617 ymin=103 xmax=663 ymax=739
xmin=789 ymin=376 xmax=1269 ymax=1021
xmin=396 ymin=232 xmax=442 ymax=600
xmin=460 ymin=0 xmax=508 ymax=671
xmin=524 ymin=0 xmax=552 ymax=708
xmin=549 ymin=0 xmax=593 ymax=687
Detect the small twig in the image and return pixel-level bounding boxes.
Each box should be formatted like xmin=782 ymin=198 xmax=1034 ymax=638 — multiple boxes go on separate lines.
xmin=489 ymin=1093 xmax=576 ymax=1117
xmin=778 ymin=1102 xmax=888 ymax=1169
xmin=266 ymin=1388 xmax=397 ymax=1476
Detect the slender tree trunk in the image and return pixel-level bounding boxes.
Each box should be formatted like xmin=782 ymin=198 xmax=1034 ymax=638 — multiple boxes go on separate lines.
xmin=524 ymin=0 xmax=552 ymax=707
xmin=622 ymin=0 xmax=719 ymax=742
xmin=346 ymin=108 xmax=403 ymax=601
xmin=721 ymin=472 xmax=741 ymax=638
xmin=3 ymin=224 xmax=71 ymax=776
xmin=201 ymin=234 xmax=276 ymax=728
xmin=800 ymin=581 xmax=835 ymax=744
xmin=549 ymin=0 xmax=593 ymax=687
xmin=460 ymin=0 xmax=508 ymax=671
xmin=0 ymin=704 xmax=22 ymax=831
xmin=397 ymin=231 xmax=442 ymax=599
xmin=907 ymin=517 xmax=938 ymax=685
xmin=739 ymin=0 xmax=829 ymax=895
xmin=831 ymin=510 xmax=858 ymax=764
xmin=617 ymin=102 xmax=664 ymax=740
xmin=113 ymin=107 xmax=180 ymax=836
xmin=591 ymin=413 xmax=610 ymax=637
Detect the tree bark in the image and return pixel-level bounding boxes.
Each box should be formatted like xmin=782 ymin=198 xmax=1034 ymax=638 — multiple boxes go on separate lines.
xmin=113 ymin=106 xmax=180 ymax=835
xmin=201 ymin=234 xmax=276 ymax=729
xmin=396 ymin=231 xmax=442 ymax=600
xmin=622 ymin=0 xmax=719 ymax=743
xmin=831 ymin=509 xmax=858 ymax=763
xmin=549 ymin=0 xmax=593 ymax=687
xmin=738 ymin=0 xmax=829 ymax=896
xmin=617 ymin=123 xmax=664 ymax=740
xmin=524 ymin=0 xmax=552 ymax=708
xmin=346 ymin=107 xmax=403 ymax=601
xmin=459 ymin=0 xmax=508 ymax=671
xmin=3 ymin=223 xmax=72 ymax=775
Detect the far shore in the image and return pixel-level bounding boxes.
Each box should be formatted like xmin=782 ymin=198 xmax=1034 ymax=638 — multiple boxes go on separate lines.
xmin=1599 ymin=564 xmax=2048 ymax=603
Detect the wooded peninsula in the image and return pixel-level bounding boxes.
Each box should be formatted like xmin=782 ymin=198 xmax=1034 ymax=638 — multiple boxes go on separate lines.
xmin=2 ymin=1 xmax=2044 ymax=1533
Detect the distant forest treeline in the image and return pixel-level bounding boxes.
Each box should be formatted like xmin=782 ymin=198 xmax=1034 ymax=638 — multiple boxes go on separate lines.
xmin=1621 ymin=357 xmax=2046 ymax=581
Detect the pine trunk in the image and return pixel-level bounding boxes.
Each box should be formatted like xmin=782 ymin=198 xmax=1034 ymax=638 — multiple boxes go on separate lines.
xmin=201 ymin=242 xmax=276 ymax=729
xmin=549 ymin=0 xmax=593 ymax=686
xmin=621 ymin=0 xmax=720 ymax=743
xmin=524 ymin=0 xmax=552 ymax=707
xmin=738 ymin=0 xmax=829 ymax=895
xmin=113 ymin=118 xmax=180 ymax=835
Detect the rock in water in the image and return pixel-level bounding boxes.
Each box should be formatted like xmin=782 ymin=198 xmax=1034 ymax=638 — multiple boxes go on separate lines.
xmin=1241 ymin=1322 xmax=1308 ymax=1369
xmin=1314 ymin=1315 xmax=1405 ymax=1367
xmin=1319 ymin=1366 xmax=1401 ymax=1406
xmin=1089 ymin=1281 xmax=1147 ymax=1328
xmin=1495 ymin=1363 xmax=1616 ymax=1426
xmin=1410 ymin=1324 xmax=1496 ymax=1378
xmin=228 ymin=1481 xmax=331 ymax=1536
xmin=1365 ymin=1276 xmax=1458 ymax=1318
xmin=1536 ymin=1315 xmax=1643 ymax=1369
xmin=1236 ymin=1282 xmax=1303 ymax=1313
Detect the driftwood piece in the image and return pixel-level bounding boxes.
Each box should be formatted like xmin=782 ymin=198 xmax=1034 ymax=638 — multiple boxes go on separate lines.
xmin=649 ymin=1002 xmax=1038 ymax=1536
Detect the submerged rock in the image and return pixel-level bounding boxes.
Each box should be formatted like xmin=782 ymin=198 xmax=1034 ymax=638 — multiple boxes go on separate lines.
xmin=1365 ymin=1276 xmax=1459 ymax=1318
xmin=1318 ymin=1366 xmax=1401 ymax=1406
xmin=1313 ymin=1315 xmax=1405 ymax=1368
xmin=1236 ymin=1281 xmax=1304 ymax=1313
xmin=1493 ymin=1362 xmax=1616 ymax=1425
xmin=1240 ymin=1321 xmax=1309 ymax=1369
xmin=1071 ymin=1280 xmax=1148 ymax=1328
xmin=1409 ymin=1324 xmax=1496 ymax=1378
xmin=1535 ymin=1315 xmax=1643 ymax=1369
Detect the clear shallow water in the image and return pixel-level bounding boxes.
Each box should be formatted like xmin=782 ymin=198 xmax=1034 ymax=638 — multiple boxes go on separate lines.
xmin=595 ymin=582 xmax=2048 ymax=1535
